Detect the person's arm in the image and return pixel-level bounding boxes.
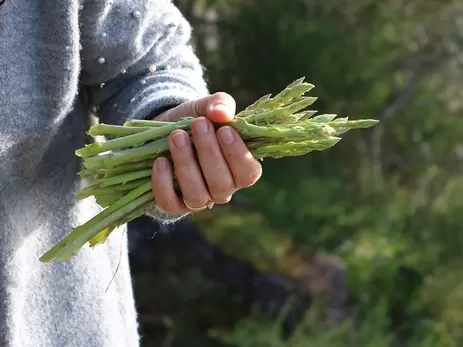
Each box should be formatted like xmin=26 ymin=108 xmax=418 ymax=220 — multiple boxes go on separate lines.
xmin=79 ymin=0 xmax=208 ymax=222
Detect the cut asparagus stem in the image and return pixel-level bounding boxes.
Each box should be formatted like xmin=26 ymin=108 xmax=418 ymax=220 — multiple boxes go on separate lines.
xmin=82 ymin=137 xmax=169 ymax=169
xmin=39 ymin=184 xmax=153 ymax=262
xmin=76 ymin=178 xmax=151 ymax=200
xmin=87 ymin=226 xmax=116 ymax=248
xmin=103 ymin=160 xmax=154 ymax=178
xmin=86 ymin=124 xmax=152 ymax=137
xmin=95 ymin=193 xmax=125 ymax=208
xmin=77 ymin=167 xmax=101 ymax=178
xmin=88 ymin=201 xmax=153 ymax=247
xmin=78 ymin=160 xmax=153 ymax=179
xmin=85 ymin=169 xmax=152 ymax=188
xmin=77 ymin=118 xmax=194 ymax=158
xmin=77 ymin=182 xmax=152 ymax=235
xmin=89 ymin=154 xmax=159 ymax=171
xmin=113 ymin=201 xmax=153 ymax=225
xmin=124 ymin=119 xmax=192 ymax=127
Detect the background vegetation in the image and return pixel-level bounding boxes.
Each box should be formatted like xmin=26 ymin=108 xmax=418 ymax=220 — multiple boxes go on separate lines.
xmin=128 ymin=1 xmax=463 ymax=346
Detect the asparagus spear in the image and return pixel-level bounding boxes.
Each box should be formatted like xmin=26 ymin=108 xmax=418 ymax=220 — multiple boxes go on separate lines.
xmin=39 ymin=183 xmax=154 ymax=262
xmin=39 ymin=77 xmax=379 ymax=263
xmin=77 ymin=118 xmax=194 ymax=158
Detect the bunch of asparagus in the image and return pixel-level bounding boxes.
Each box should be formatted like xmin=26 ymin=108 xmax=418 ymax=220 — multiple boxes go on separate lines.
xmin=39 ymin=77 xmax=378 ymax=263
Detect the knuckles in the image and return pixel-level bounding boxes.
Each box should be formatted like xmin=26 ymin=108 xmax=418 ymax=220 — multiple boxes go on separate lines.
xmin=209 ymin=180 xmax=235 ymax=202
xmin=235 ymin=163 xmax=262 ymax=188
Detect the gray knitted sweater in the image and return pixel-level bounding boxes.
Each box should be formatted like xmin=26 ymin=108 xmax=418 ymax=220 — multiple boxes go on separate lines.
xmin=0 ymin=1 xmax=208 ymax=346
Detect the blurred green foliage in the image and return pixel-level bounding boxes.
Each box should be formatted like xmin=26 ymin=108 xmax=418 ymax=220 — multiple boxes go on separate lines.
xmin=137 ymin=0 xmax=463 ymax=345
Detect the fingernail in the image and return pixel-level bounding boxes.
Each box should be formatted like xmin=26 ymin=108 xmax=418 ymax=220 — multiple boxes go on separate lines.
xmin=219 ymin=126 xmax=234 ymax=145
xmin=213 ymin=103 xmax=231 ymax=114
xmin=194 ymin=117 xmax=209 ymax=134
xmin=172 ymin=131 xmax=187 ymax=148
xmin=156 ymin=158 xmax=167 ymax=171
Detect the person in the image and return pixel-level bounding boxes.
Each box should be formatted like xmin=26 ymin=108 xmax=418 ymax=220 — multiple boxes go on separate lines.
xmin=0 ymin=1 xmax=262 ymax=346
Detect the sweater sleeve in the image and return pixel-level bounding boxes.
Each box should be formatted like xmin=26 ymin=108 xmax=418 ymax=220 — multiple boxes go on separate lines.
xmin=78 ymin=0 xmax=209 ymax=223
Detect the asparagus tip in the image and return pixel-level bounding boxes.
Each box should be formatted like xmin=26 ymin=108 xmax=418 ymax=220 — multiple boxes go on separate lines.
xmin=287 ymin=76 xmax=306 ymax=88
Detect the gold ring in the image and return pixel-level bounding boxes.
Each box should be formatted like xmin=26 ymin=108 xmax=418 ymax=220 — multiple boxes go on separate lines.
xmin=183 ymin=199 xmax=214 ymax=212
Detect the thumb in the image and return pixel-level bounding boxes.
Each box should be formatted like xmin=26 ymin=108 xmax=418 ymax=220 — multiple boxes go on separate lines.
xmin=154 ymin=92 xmax=236 ymax=123
xmin=194 ymin=92 xmax=236 ymax=123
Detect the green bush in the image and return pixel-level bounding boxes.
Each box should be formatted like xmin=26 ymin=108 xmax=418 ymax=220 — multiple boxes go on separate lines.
xmin=144 ymin=1 xmax=463 ymax=345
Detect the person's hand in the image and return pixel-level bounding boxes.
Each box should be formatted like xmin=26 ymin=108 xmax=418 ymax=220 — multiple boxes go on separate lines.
xmin=151 ymin=92 xmax=262 ymax=214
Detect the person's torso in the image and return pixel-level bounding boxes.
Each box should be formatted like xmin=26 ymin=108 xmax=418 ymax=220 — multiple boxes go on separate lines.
xmin=0 ymin=4 xmax=140 ymax=347
xmin=0 ymin=0 xmax=90 ymax=188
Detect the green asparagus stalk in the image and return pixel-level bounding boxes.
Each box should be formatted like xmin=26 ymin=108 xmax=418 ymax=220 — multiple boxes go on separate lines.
xmin=124 ymin=119 xmax=182 ymax=127
xmin=76 ymin=178 xmax=150 ymax=200
xmin=229 ymin=117 xmax=336 ymax=140
xmin=249 ymin=137 xmax=342 ymax=159
xmin=239 ymin=77 xmax=314 ymax=115
xmin=85 ymin=170 xmax=152 ymax=188
xmin=77 ymin=118 xmax=194 ymax=158
xmin=243 ymin=97 xmax=318 ymax=124
xmin=39 ymin=183 xmax=154 ymax=262
xmin=86 ymin=124 xmax=152 ymax=137
xmin=39 ymin=77 xmax=379 ymax=263
xmin=95 ymin=193 xmax=125 ymax=208
xmin=88 ymin=201 xmax=154 ymax=247
xmin=101 ymin=160 xmax=154 ymax=178
xmin=82 ymin=137 xmax=170 ymax=169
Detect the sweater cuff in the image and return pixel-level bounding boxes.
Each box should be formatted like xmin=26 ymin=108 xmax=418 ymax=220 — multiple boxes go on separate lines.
xmin=145 ymin=202 xmax=190 ymax=224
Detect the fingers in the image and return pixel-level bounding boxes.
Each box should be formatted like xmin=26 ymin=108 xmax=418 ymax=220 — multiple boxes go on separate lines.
xmin=151 ymin=123 xmax=262 ymax=215
xmin=151 ymin=157 xmax=189 ymax=214
xmin=194 ymin=92 xmax=236 ymax=123
xmin=151 ymin=130 xmax=214 ymax=214
xmin=216 ymin=126 xmax=262 ymax=189
xmin=190 ymin=117 xmax=262 ymax=204
xmin=191 ymin=117 xmax=236 ymax=204
xmin=168 ymin=130 xmax=212 ymax=209
xmin=151 ymin=93 xmax=261 ymax=216
xmin=154 ymin=92 xmax=236 ymax=123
